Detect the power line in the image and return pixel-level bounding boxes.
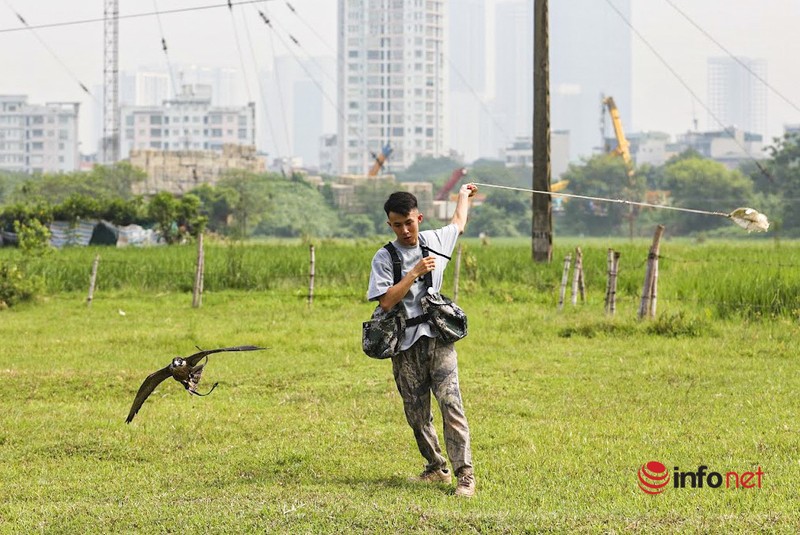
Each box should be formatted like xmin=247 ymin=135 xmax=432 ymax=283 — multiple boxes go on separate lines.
xmin=227 ymin=1 xmax=253 ymax=103
xmin=602 ymin=0 xmax=774 ymax=182
xmin=254 ymin=6 xmax=293 ymax=157
xmin=664 ymin=0 xmax=800 ymax=116
xmin=152 ymin=0 xmax=180 ymax=98
xmin=238 ymin=3 xmax=285 ymax=158
xmin=2 ymin=0 xmax=96 ymax=102
xmin=0 ymin=0 xmax=274 ymax=34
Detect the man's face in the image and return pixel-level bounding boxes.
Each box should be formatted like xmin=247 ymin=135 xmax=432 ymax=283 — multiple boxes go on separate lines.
xmin=387 ymin=209 xmax=423 ymax=246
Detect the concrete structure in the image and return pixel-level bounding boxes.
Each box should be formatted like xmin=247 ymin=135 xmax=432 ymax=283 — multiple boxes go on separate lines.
xmin=0 ymin=95 xmax=80 ymax=174
xmin=119 ymin=85 xmax=256 ymax=159
xmin=503 ymin=130 xmax=570 ymax=179
xmin=707 ymin=57 xmax=767 ymax=141
xmin=337 ymin=0 xmax=447 ymax=175
xmin=627 ymin=131 xmax=672 ymax=167
xmin=607 ymin=127 xmax=764 ymax=170
xmin=784 ymin=124 xmax=800 ymax=135
xmin=676 ymin=127 xmax=764 ymax=169
xmin=128 ymin=143 xmax=264 ymax=194
xmin=319 ymin=134 xmax=338 ymax=175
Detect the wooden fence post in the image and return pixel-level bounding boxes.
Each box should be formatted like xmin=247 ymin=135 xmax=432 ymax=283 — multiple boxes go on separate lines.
xmin=453 ymin=243 xmax=463 ymax=304
xmin=604 ymin=249 xmax=613 ymax=311
xmin=308 ymin=244 xmax=316 ymax=306
xmin=87 ymin=254 xmax=100 ymax=306
xmin=571 ymin=246 xmax=583 ymax=306
xmin=608 ymin=251 xmax=620 ymax=316
xmin=638 ymin=225 xmax=664 ymax=319
xmin=558 ymin=253 xmax=571 ymax=311
xmin=192 ymin=232 xmax=205 ymax=308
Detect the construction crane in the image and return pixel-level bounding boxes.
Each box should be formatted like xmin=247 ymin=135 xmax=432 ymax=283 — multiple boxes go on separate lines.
xmin=102 ymin=0 xmax=119 ymax=164
xmin=435 ymin=167 xmax=468 ymax=200
xmin=602 ymin=95 xmax=640 ymax=237
xmin=601 ymin=96 xmax=633 ymax=177
xmin=368 ymin=143 xmax=393 ymax=177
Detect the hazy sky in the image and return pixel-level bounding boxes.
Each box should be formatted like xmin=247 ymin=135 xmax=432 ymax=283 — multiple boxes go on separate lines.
xmin=2 ymin=0 xmax=799 ymax=155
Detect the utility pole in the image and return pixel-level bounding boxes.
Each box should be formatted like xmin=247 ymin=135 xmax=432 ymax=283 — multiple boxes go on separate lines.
xmin=103 ymin=0 xmax=119 ymax=164
xmin=532 ymin=0 xmax=552 ymax=262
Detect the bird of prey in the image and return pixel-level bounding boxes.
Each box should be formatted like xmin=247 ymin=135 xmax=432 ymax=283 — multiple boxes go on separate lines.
xmin=125 ymin=345 xmax=266 ymax=423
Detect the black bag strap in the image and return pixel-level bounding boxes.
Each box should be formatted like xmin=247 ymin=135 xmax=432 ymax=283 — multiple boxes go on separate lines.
xmin=383 ymin=240 xmax=431 ymax=326
xmin=386 ymin=236 xmax=451 ymax=289
xmin=383 ymin=242 xmax=402 ymax=285
xmin=420 ymin=241 xmax=433 ymax=289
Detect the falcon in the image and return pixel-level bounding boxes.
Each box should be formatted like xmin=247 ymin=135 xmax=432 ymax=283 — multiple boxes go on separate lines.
xmin=125 ymin=345 xmax=266 ymax=423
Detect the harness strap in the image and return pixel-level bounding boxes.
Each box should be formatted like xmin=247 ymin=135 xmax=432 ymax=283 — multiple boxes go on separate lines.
xmin=384 ymin=242 xmax=403 ymax=284
xmin=383 ymin=240 xmax=434 ymax=327
xmin=406 ymin=314 xmax=430 ymax=326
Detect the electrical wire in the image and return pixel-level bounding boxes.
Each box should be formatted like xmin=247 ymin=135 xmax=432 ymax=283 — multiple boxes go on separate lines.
xmin=602 ymin=0 xmax=774 ymax=182
xmin=2 ymin=0 xmax=96 ymax=102
xmin=227 ymin=1 xmax=253 ymax=103
xmin=0 ymin=0 xmax=274 ymax=34
xmin=152 ymin=0 xmax=179 ymax=99
xmin=665 ymin=0 xmax=800 ymax=116
xmin=239 ymin=3 xmax=284 ymax=157
xmin=255 ymin=6 xmax=293 ymax=158
xmin=443 ymin=51 xmax=511 ymax=143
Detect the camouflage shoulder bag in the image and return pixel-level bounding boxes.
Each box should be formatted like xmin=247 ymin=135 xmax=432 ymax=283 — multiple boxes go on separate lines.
xmin=362 ymin=243 xmax=408 ymax=359
xmin=418 ymin=239 xmax=468 ymax=344
xmin=362 ymin=303 xmax=407 ymax=360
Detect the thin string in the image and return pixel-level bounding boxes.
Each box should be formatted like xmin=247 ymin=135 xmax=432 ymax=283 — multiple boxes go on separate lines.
xmin=470 ymin=182 xmax=730 ymax=218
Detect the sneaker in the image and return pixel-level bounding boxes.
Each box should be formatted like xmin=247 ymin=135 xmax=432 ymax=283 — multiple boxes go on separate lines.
xmin=411 ymin=467 xmax=452 ymax=484
xmin=455 ymin=471 xmax=476 ymax=497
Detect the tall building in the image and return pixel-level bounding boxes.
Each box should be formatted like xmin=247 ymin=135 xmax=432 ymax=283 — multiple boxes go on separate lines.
xmin=492 ymin=0 xmax=533 ymax=151
xmin=338 ymin=0 xmax=447 ymax=175
xmin=488 ymin=0 xmax=632 ymax=161
xmin=119 ymin=85 xmax=255 ymax=158
xmin=707 ymin=57 xmax=767 ymax=139
xmin=0 ymin=95 xmax=80 ymax=174
xmin=258 ymin=56 xmax=336 ymax=168
xmin=448 ymin=0 xmax=487 ymax=163
xmin=550 ymin=0 xmax=632 ymax=161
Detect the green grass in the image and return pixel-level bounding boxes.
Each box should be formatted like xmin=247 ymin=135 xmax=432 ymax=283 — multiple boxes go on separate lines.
xmin=1 ymin=285 xmax=799 ymax=532
xmin=2 ymin=236 xmax=799 ymax=318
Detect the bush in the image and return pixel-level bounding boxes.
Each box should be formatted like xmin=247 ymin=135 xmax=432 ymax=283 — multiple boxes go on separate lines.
xmin=0 ymin=262 xmax=41 ymax=308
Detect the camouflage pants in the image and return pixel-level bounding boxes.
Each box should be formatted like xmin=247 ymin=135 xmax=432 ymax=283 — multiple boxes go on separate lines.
xmin=391 ymin=336 xmax=473 ymax=475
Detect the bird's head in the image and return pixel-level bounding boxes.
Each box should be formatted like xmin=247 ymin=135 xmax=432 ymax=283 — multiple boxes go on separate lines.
xmin=170 ymin=357 xmax=186 ymax=369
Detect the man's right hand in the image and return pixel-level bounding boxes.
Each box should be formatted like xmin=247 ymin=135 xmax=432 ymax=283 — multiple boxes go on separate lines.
xmin=413 ymin=256 xmax=436 ymax=278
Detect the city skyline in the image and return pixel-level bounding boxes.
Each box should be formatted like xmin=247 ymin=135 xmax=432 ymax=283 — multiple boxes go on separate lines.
xmin=2 ymin=0 xmax=799 ymax=168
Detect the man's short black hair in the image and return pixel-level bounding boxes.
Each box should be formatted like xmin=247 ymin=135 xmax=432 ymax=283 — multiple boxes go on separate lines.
xmin=384 ymin=191 xmax=418 ymax=217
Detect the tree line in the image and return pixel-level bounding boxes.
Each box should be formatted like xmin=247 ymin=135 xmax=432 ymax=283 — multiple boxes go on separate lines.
xmin=1 ymin=132 xmax=799 ymax=243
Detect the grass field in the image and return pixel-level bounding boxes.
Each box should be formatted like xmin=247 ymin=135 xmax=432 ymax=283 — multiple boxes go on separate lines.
xmin=1 ymin=239 xmax=799 ymax=532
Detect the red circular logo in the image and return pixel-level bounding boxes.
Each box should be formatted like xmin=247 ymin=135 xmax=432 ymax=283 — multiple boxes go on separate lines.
xmin=638 ymin=461 xmax=670 ymax=495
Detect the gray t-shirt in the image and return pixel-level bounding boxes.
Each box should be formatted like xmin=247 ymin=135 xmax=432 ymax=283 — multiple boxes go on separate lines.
xmin=367 ymin=224 xmax=460 ymax=350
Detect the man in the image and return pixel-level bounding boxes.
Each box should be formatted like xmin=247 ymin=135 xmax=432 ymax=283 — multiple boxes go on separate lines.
xmin=367 ymin=184 xmax=477 ymax=497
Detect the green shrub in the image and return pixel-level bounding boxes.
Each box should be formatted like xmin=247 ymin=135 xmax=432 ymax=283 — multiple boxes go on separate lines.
xmin=0 ymin=262 xmax=41 ymax=308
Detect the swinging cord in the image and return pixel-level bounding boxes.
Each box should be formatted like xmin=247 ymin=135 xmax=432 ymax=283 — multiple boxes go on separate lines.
xmin=470 ymin=182 xmax=731 ymax=218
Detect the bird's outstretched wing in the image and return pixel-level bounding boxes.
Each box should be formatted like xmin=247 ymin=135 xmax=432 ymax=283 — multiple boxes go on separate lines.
xmin=125 ymin=366 xmax=173 ymax=423
xmin=184 ymin=345 xmax=267 ymax=367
